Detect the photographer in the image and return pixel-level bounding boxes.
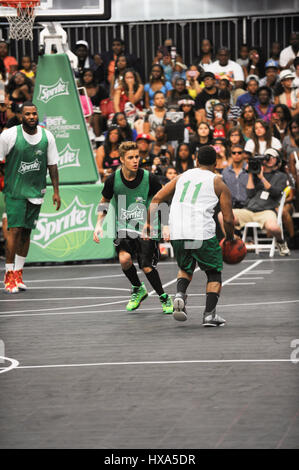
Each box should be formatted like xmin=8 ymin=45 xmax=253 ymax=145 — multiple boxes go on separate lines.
xmin=151 ymin=147 xmax=172 ymax=184
xmin=136 ymin=133 xmax=155 ymax=170
xmin=232 ymin=148 xmax=291 ymax=255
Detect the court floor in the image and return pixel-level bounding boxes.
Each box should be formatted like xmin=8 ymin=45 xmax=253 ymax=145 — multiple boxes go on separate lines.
xmin=0 ymin=253 xmax=298 ymax=449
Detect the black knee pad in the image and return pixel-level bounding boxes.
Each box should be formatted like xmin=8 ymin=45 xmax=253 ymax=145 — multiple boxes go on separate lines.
xmin=205 ymin=270 xmax=222 ymax=284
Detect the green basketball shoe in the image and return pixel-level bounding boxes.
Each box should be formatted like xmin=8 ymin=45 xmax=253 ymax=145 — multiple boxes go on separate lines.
xmin=126 ymin=282 xmax=148 ymax=311
xmin=160 ymin=293 xmax=174 ymax=314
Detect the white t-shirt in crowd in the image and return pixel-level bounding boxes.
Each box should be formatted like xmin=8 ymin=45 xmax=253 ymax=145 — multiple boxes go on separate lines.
xmin=244 ymin=136 xmax=282 ymax=155
xmin=206 ymin=60 xmax=244 ymax=84
xmin=0 ymin=125 xmax=59 ymax=204
xmin=279 ymin=46 xmax=299 ymax=69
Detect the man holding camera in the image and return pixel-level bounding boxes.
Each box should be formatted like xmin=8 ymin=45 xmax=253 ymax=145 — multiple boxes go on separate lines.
xmin=232 ymin=148 xmax=290 ymax=255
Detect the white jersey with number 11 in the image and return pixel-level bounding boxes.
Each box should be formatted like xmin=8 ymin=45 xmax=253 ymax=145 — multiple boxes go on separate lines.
xmin=169 ymin=168 xmax=218 ymax=240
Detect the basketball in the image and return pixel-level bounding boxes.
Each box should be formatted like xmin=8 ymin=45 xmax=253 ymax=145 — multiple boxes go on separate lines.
xmin=220 ymin=238 xmax=247 ymax=264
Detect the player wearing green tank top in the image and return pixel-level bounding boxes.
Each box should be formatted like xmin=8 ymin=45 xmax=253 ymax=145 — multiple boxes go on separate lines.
xmin=0 ymin=102 xmax=60 ymax=294
xmin=93 ymin=141 xmax=173 ymax=314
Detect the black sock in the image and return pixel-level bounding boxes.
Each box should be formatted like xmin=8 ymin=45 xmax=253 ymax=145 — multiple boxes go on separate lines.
xmin=205 ymin=292 xmax=219 ymax=313
xmin=177 ymin=277 xmax=190 ymax=295
xmin=145 ymin=268 xmax=164 ymax=296
xmin=123 ymin=264 xmax=141 ymax=287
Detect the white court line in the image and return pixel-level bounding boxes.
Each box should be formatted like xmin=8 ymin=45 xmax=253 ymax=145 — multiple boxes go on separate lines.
xmin=0 ymin=260 xmax=263 ymax=315
xmin=0 ymin=358 xmax=296 ymax=372
xmin=0 ymin=299 xmax=297 ymax=319
xmin=23 ymin=273 xmax=140 ymax=283
xmin=227 ymin=282 xmax=256 ymax=286
xmin=0 ymin=356 xmax=20 ymax=374
xmin=0 ymin=296 xmax=129 ymax=303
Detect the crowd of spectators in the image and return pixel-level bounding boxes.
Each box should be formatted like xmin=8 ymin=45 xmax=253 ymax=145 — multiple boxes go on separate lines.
xmin=0 ymin=31 xmax=299 ymax=252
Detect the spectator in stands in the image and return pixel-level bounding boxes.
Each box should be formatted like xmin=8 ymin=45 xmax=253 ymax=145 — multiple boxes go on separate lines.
xmin=282 ymin=116 xmax=299 ymax=160
xmin=227 ymin=148 xmax=291 ymax=256
xmin=112 ymin=112 xmax=137 ymax=141
xmin=174 ymin=142 xmax=194 ymax=173
xmin=178 ymin=98 xmax=197 ymax=137
xmin=80 ymin=68 xmax=108 ymax=137
xmin=0 ymin=40 xmax=17 ymax=77
xmin=239 ymin=104 xmax=258 ymax=141
xmin=74 ymin=40 xmax=101 ymax=81
xmin=279 ymin=32 xmax=299 ymax=71
xmin=293 ymin=57 xmax=299 ymax=90
xmin=213 ymin=138 xmax=229 ymax=174
xmin=194 ymin=38 xmax=214 ymax=71
xmin=268 ymin=41 xmax=281 ymax=63
xmin=244 ymin=119 xmax=282 ymax=155
xmin=194 ymin=71 xmax=219 ymax=124
xmin=208 ymin=102 xmax=230 ymax=138
xmin=136 ymin=133 xmax=155 ymax=169
xmin=227 ymin=126 xmax=245 ymax=151
xmin=6 ymin=72 xmax=33 ymax=105
xmin=95 ymin=125 xmax=122 ymax=181
xmin=236 ymin=75 xmax=259 ymax=111
xmin=143 ymin=91 xmax=167 ymax=136
xmin=113 ymin=68 xmax=144 ymax=113
xmin=0 ymin=57 xmax=6 ymax=83
xmin=109 ymin=54 xmax=128 ymax=97
xmin=160 ymin=53 xmax=174 ymax=83
xmin=217 ymin=89 xmax=241 ymax=124
xmin=19 ymin=56 xmax=35 ymax=81
xmin=245 ymin=46 xmax=265 ymax=80
xmin=207 ymin=47 xmax=245 ymax=90
xmin=236 ymin=44 xmax=249 ymax=68
xmin=144 ymin=64 xmax=173 ymax=108
xmin=189 ymin=121 xmax=213 ymax=157
xmin=271 ymin=104 xmax=292 ymax=142
xmin=259 ymin=60 xmax=279 ymax=95
xmin=185 ymin=65 xmax=202 ymax=99
xmin=172 ymin=61 xmax=188 ymax=84
xmin=101 ymin=38 xmax=144 ymax=83
xmin=254 ymin=86 xmax=274 ymax=123
xmin=149 ymin=124 xmax=174 ymax=159
xmin=274 ymin=70 xmax=299 ymax=117
xmin=151 ymin=148 xmax=172 ymax=184
xmin=222 ymin=144 xmax=248 ymax=209
xmin=164 ymin=165 xmax=178 ymax=182
xmin=167 ymin=78 xmax=189 ymax=107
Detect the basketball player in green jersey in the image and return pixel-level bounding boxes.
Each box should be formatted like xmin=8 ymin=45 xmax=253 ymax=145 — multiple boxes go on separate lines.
xmin=144 ymin=145 xmax=235 ymax=326
xmin=0 ymin=102 xmax=60 ymax=293
xmin=93 ymin=141 xmax=173 ymax=314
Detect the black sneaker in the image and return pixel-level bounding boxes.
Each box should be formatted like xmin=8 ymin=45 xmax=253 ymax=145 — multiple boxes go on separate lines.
xmin=202 ymin=309 xmax=226 ymax=327
xmin=173 ymin=292 xmax=187 ymax=322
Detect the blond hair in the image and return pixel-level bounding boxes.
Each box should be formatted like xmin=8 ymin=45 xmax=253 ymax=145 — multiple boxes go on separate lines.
xmin=119 ymin=141 xmax=138 ymax=159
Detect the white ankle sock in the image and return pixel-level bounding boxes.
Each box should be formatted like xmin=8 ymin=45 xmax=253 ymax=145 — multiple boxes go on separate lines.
xmin=6 ymin=264 xmax=14 ymax=272
xmin=14 ymin=255 xmax=26 ymax=271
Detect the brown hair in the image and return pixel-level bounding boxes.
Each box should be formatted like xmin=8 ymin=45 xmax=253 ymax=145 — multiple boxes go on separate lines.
xmin=119 ymin=141 xmax=138 ymax=159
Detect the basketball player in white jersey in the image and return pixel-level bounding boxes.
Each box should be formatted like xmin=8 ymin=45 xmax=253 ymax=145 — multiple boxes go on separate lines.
xmin=144 ymin=145 xmax=235 ymax=326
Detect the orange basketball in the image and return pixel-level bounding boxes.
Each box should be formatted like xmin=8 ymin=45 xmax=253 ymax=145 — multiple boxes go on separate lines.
xmin=220 ymin=238 xmax=247 ymax=264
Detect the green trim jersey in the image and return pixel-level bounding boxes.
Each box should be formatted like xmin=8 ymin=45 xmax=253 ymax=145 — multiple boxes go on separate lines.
xmin=169 ymin=168 xmax=218 ymax=240
xmin=0 ymin=125 xmax=59 ymax=204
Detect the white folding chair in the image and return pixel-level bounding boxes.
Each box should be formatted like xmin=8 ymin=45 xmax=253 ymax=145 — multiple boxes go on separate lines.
xmin=242 ymin=189 xmax=287 ymax=258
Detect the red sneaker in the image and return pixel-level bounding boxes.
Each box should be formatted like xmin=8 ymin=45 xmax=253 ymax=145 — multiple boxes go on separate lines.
xmin=14 ymin=269 xmax=27 ymax=291
xmin=4 ymin=270 xmax=19 ymax=294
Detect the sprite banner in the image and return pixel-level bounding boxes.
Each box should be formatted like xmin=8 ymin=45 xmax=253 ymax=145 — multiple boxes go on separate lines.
xmin=27 ymin=184 xmax=115 ymax=263
xmin=33 ymin=54 xmax=98 ymax=185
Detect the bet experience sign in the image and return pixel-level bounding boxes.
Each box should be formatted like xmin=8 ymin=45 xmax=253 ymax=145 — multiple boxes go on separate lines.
xmin=27 ymin=184 xmax=115 ymax=263
xmin=33 ymin=54 xmax=98 ymax=185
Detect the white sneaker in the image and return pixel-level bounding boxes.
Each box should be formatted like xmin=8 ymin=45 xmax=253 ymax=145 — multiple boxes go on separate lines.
xmin=276 ymin=241 xmax=290 ymax=256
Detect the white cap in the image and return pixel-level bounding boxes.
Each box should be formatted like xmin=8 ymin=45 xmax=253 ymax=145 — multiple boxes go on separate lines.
xmin=75 ymin=40 xmax=89 ymax=49
xmin=279 ymin=69 xmax=295 ymax=81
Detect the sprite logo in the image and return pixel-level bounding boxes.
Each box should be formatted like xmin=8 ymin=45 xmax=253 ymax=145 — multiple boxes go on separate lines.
xmin=37 ymin=78 xmax=69 ymax=104
xmin=58 ymin=144 xmax=80 ymax=170
xmin=32 ymin=196 xmax=94 ymax=248
xmin=120 ymin=204 xmax=145 ymax=221
xmin=18 ymin=158 xmax=41 ymax=174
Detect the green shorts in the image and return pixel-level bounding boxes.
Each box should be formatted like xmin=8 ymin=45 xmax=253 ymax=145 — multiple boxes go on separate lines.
xmin=171 ymin=236 xmax=223 ymax=274
xmin=5 ymin=195 xmax=41 ymax=230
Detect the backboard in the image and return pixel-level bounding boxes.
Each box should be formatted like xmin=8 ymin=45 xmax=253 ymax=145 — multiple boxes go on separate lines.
xmin=0 ymin=0 xmax=111 ymax=21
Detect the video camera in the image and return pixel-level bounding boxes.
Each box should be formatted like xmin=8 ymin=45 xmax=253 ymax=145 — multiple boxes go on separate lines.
xmin=158 ymin=146 xmax=169 ymax=165
xmin=247 ymin=154 xmax=271 ymax=174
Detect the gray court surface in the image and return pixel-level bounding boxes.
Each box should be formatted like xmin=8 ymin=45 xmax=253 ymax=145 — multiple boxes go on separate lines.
xmin=0 ymin=252 xmax=298 ymax=449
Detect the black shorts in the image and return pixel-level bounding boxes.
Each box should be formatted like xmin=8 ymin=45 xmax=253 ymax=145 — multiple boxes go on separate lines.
xmin=114 ymin=237 xmax=159 ymax=269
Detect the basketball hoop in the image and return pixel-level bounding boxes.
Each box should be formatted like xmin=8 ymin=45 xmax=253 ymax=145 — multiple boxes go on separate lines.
xmin=0 ymin=0 xmax=40 ymax=41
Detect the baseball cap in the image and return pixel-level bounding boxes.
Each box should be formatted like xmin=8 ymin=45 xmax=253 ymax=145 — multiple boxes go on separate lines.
xmin=264 ymin=148 xmax=281 ymax=159
xmin=75 ymin=40 xmax=89 ymax=49
xmin=279 ymin=69 xmax=295 ymax=81
xmin=246 ymin=74 xmax=260 ymax=84
xmin=136 ymin=133 xmax=152 ymax=142
xmin=175 ymin=62 xmax=187 ymax=70
xmin=265 ymin=59 xmax=279 ymax=69
xmin=202 ymin=71 xmax=215 ymax=80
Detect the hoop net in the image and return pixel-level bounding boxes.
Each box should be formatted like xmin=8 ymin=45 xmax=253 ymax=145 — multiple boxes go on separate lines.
xmin=0 ymin=1 xmax=40 ymax=41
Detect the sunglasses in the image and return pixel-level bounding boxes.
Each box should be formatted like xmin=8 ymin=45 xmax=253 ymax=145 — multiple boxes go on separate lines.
xmin=232 ymin=151 xmax=243 ymax=154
